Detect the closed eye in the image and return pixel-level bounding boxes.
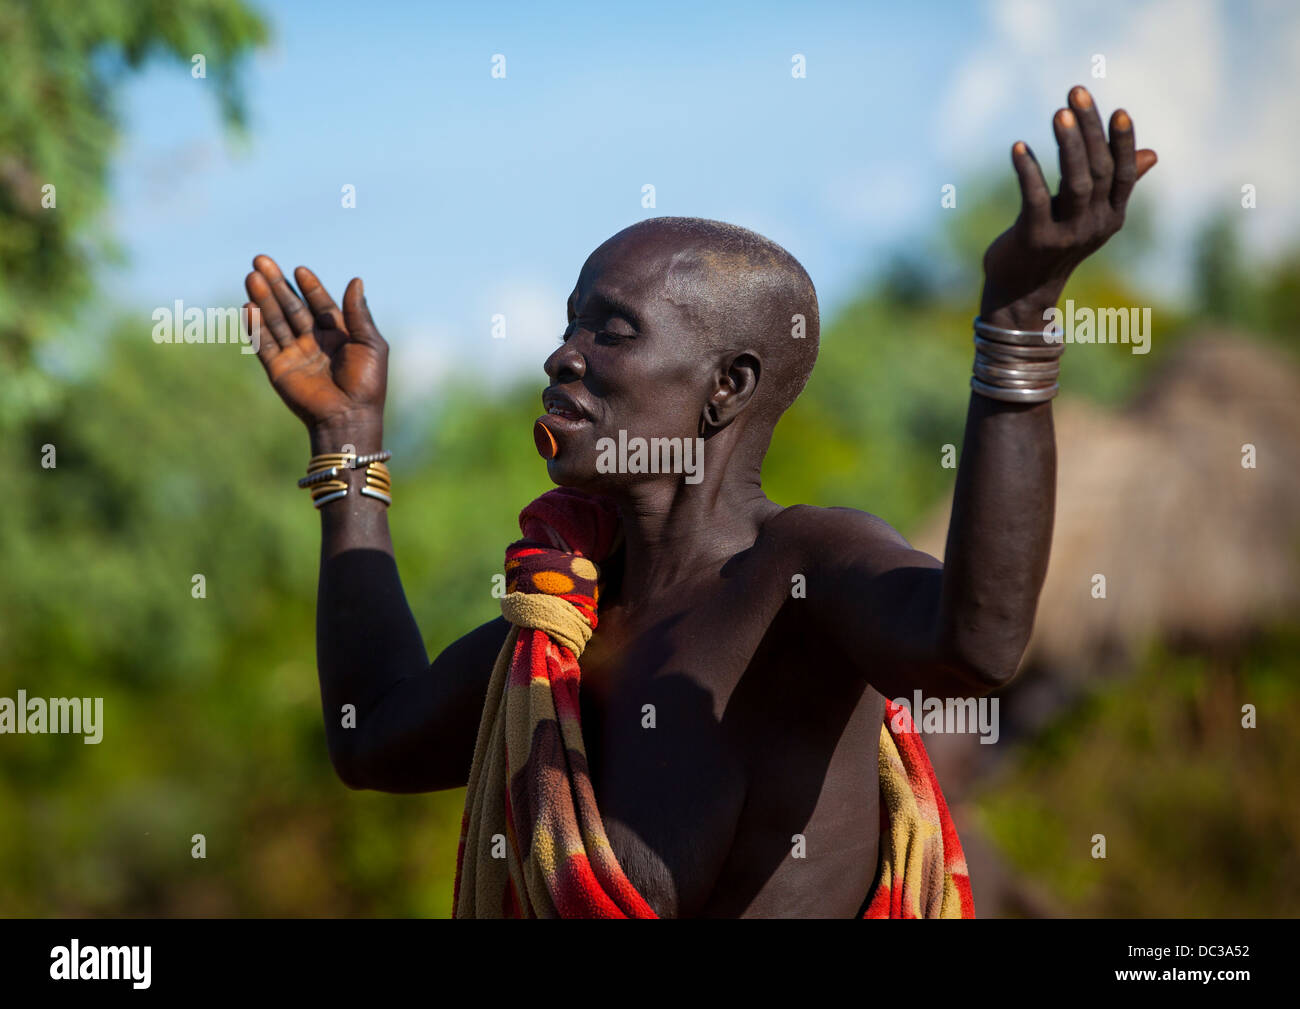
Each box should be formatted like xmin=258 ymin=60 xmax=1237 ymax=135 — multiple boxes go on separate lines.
xmin=559 ymin=327 xmax=633 ymax=345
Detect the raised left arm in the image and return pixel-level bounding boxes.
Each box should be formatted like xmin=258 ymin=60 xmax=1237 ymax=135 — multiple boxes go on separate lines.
xmin=798 ymin=86 xmax=1156 ymax=699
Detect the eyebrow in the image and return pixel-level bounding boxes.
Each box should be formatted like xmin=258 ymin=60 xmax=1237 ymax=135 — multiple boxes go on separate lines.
xmin=577 ymin=288 xmax=644 ymax=330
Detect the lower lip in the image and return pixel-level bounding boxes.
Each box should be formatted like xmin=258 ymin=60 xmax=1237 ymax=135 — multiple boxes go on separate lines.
xmin=537 ymin=411 xmax=590 ymax=431
xmin=534 ymin=412 xmax=591 ymax=460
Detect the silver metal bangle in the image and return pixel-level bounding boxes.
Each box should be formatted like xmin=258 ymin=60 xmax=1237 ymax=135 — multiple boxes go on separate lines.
xmin=973 ymin=362 xmax=1060 ymax=386
xmin=970 ymin=376 xmax=1059 ymax=403
xmin=973 ymin=315 xmax=1055 ymax=338
xmin=977 ymin=364 xmax=1055 ymax=384
xmin=298 ymin=466 xmax=343 ymax=488
xmin=977 ymin=369 xmax=1055 ymax=387
xmin=973 ymin=373 xmax=1056 ymax=391
xmin=974 ymin=334 xmax=1065 ymax=361
xmin=973 ymin=315 xmax=1064 ymax=346
xmin=359 ymin=486 xmax=392 ymax=505
xmin=312 ymin=488 xmax=350 ymax=508
xmin=973 ymin=357 xmax=1061 ymax=378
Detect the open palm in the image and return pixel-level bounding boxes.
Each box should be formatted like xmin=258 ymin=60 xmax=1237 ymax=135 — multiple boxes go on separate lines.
xmin=243 ymin=255 xmax=388 ymax=431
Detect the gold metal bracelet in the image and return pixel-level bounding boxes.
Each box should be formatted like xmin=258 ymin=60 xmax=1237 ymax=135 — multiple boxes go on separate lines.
xmin=299 ymin=451 xmax=393 ymax=508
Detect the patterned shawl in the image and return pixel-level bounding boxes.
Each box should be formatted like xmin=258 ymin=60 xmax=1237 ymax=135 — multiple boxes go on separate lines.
xmin=453 ymin=488 xmax=973 ymax=918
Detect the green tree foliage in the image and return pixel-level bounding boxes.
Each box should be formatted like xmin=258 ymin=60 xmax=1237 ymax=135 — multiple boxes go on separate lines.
xmin=1193 ymin=211 xmax=1248 ymax=323
xmin=0 ymin=0 xmax=267 ymax=427
xmin=1 ymin=335 xmax=500 ymax=914
xmin=978 ymin=626 xmax=1300 ymax=916
xmin=1193 ymin=209 xmax=1300 ymax=350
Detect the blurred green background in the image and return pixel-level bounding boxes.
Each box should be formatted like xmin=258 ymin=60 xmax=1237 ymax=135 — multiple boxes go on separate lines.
xmin=1 ymin=0 xmax=1297 ymax=916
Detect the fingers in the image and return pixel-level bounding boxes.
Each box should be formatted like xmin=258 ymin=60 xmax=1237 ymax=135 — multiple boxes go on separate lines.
xmin=252 ymin=254 xmax=315 ymax=337
xmin=1108 ymin=109 xmax=1137 ymax=209
xmin=1011 ymin=141 xmax=1052 ymax=227
xmin=242 ymin=302 xmax=278 ymax=369
xmin=1106 ymin=104 xmax=1158 ymax=210
xmin=244 ymin=269 xmax=297 ymax=349
xmin=1068 ymin=86 xmax=1113 ymax=206
xmin=341 ymin=277 xmax=386 ymax=351
xmin=1054 ymin=107 xmax=1092 ymax=220
xmin=295 ymin=266 xmax=346 ymax=331
xmin=244 ymin=259 xmax=385 ymax=360
xmin=1136 ymin=148 xmax=1158 ymax=181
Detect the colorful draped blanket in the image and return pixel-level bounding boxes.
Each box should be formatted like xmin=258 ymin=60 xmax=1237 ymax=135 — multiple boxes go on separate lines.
xmin=452 ymin=488 xmax=974 ymax=918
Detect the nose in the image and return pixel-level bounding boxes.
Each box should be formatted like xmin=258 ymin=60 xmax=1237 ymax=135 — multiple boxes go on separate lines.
xmin=544 ymin=338 xmax=586 ymax=383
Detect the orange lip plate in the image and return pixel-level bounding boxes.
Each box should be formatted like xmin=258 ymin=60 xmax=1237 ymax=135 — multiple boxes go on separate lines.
xmin=534 ymin=419 xmax=558 ymax=459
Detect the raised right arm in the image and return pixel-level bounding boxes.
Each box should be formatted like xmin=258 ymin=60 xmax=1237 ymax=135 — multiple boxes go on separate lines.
xmin=244 ymin=256 xmax=507 ymax=792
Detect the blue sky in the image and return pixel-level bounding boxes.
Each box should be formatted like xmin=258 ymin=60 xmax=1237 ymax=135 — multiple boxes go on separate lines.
xmin=103 ymin=0 xmax=1300 ymax=401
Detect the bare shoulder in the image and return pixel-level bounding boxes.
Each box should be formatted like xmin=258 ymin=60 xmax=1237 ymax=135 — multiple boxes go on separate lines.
xmin=760 ymin=503 xmax=930 ymax=574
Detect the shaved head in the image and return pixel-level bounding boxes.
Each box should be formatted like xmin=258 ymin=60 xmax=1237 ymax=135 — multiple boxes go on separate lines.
xmin=604 ymin=217 xmax=820 ymax=425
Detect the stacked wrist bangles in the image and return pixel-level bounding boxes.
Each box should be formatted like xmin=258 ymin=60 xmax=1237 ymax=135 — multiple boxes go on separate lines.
xmin=297 ymin=450 xmax=393 ymax=509
xmin=970 ymin=315 xmax=1065 ymax=404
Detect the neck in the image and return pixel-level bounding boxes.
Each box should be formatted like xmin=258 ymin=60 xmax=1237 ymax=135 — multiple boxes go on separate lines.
xmin=599 ymin=452 xmax=779 ymax=610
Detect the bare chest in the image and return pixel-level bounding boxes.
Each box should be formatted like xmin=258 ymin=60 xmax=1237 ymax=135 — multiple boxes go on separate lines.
xmin=576 ymin=561 xmax=882 ymax=917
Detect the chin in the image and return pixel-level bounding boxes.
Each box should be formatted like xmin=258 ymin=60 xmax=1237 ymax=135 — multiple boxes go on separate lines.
xmin=544 ymin=458 xmax=616 ymax=494
xmin=536 ymin=418 xmax=607 ymax=491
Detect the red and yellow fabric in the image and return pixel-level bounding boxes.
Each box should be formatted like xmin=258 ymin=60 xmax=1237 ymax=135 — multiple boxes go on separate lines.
xmin=453 ymin=488 xmax=974 ymax=919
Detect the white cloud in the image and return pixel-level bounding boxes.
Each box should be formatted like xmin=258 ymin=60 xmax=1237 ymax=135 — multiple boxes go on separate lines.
xmin=937 ymin=0 xmax=1300 ymax=293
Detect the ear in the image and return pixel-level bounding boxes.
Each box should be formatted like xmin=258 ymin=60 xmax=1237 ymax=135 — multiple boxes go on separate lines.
xmin=706 ymin=351 xmax=761 ymax=427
